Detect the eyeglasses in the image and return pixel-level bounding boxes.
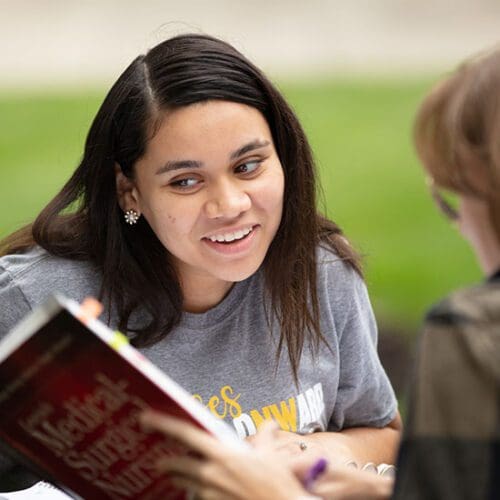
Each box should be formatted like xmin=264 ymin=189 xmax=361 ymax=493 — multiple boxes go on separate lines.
xmin=426 ymin=178 xmax=459 ymax=221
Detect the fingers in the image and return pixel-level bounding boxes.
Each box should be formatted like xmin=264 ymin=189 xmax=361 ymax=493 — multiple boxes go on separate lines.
xmin=250 ymin=420 xmax=280 ymax=449
xmin=158 ymin=456 xmax=242 ymax=500
xmin=169 ymin=476 xmax=235 ymax=500
xmin=140 ymin=410 xmax=221 ymax=459
xmin=289 ymin=454 xmax=321 ymax=478
xmin=310 ymin=465 xmax=393 ymax=500
xmin=157 ymin=455 xmax=210 ymax=477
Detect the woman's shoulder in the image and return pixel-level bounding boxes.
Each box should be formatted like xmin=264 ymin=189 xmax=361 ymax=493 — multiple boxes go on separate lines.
xmin=1 ymin=245 xmax=55 ymax=276
xmin=316 ymin=243 xmax=364 ymax=287
xmin=0 ymin=246 xmax=101 ymax=326
xmin=314 ymin=243 xmax=371 ymax=332
xmin=0 ymin=245 xmax=98 ymax=283
xmin=425 ymin=280 xmax=500 ymax=326
xmin=421 ymin=281 xmax=500 ymax=384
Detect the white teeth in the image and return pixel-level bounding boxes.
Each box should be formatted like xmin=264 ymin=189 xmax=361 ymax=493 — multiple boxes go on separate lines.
xmin=208 ymin=226 xmax=253 ymax=243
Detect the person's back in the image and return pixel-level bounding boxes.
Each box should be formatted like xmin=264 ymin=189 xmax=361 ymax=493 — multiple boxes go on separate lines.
xmin=394 ymin=278 xmax=500 ymax=499
xmin=393 ymin=46 xmax=500 ymax=500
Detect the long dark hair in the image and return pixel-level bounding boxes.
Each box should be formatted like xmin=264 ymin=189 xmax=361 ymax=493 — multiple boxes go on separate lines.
xmin=1 ymin=34 xmax=361 ymax=380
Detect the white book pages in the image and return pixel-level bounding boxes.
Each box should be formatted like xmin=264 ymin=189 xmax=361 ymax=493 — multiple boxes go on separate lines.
xmin=0 ymin=481 xmax=75 ymax=499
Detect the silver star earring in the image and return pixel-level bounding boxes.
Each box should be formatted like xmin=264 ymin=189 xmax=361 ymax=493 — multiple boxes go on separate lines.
xmin=124 ymin=209 xmax=140 ymax=225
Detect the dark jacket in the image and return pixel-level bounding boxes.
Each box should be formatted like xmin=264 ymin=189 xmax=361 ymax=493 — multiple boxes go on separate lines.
xmin=393 ymin=278 xmax=500 ymax=500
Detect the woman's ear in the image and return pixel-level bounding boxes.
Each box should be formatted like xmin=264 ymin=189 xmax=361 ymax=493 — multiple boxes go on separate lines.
xmin=115 ymin=163 xmax=140 ymax=213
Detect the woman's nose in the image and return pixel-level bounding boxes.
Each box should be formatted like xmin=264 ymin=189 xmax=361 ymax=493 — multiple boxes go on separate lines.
xmin=204 ymin=181 xmax=252 ymax=219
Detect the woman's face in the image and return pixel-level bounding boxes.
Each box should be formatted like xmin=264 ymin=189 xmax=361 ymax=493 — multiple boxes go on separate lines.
xmin=131 ymin=100 xmax=284 ymax=292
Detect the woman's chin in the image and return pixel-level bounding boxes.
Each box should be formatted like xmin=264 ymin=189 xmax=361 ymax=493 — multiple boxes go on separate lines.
xmin=211 ymin=260 xmax=263 ymax=284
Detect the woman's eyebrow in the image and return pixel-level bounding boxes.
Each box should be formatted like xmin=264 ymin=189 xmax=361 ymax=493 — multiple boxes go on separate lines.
xmin=155 ymin=160 xmax=202 ymax=175
xmin=155 ymin=139 xmax=271 ymax=175
xmin=229 ymin=139 xmax=271 ymax=160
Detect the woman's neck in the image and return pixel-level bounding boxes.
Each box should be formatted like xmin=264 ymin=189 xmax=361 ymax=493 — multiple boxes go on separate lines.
xmin=471 ymin=225 xmax=500 ymax=276
xmin=458 ymin=196 xmax=500 ymax=276
xmin=180 ymin=274 xmax=234 ymax=313
xmin=469 ymin=223 xmax=500 ymax=277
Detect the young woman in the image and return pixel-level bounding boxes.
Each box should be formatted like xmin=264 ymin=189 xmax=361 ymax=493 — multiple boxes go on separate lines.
xmin=140 ymin=45 xmax=500 ymax=500
xmin=0 ymin=34 xmax=400 ymax=487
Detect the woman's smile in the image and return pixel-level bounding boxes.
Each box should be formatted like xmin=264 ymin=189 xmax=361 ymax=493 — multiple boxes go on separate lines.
xmin=202 ymin=224 xmax=259 ymax=255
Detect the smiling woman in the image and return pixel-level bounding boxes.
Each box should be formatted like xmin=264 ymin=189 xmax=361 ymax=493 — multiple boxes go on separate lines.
xmin=116 ymin=101 xmax=285 ymax=310
xmin=0 ymin=33 xmax=400 ymax=491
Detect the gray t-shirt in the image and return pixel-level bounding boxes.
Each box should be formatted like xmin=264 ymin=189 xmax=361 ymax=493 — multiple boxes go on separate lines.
xmin=0 ymin=245 xmax=397 ymax=480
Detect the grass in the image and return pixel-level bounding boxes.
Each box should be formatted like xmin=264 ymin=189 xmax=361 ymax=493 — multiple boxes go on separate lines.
xmin=282 ymin=80 xmax=480 ymax=333
xmin=0 ymin=81 xmax=481 ymax=337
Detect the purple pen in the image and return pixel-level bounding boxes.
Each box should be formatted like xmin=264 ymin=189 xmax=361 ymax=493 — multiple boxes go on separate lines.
xmin=303 ymin=457 xmax=328 ymax=490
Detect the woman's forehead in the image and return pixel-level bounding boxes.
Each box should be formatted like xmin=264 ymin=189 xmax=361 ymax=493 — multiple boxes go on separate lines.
xmin=144 ymin=101 xmax=274 ymax=160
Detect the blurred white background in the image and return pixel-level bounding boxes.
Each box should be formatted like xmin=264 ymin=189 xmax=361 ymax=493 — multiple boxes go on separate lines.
xmin=1 ymin=0 xmax=500 ymax=88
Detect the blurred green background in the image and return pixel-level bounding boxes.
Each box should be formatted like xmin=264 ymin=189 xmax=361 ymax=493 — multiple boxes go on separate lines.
xmin=0 ymin=80 xmax=481 ymax=344
xmin=1 ymin=0 xmax=498 ymax=420
xmin=2 ymin=1 xmax=494 ymax=366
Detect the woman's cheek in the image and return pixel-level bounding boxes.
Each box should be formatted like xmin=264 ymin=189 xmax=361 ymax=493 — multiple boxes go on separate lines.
xmin=260 ymin=175 xmax=284 ymax=211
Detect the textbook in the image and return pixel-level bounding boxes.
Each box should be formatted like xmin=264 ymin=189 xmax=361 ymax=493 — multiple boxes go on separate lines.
xmin=0 ymin=295 xmax=243 ymax=500
xmin=0 ymin=481 xmax=73 ymax=500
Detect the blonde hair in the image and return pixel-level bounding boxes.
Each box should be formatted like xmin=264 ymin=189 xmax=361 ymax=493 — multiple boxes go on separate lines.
xmin=414 ymin=46 xmax=500 ymax=240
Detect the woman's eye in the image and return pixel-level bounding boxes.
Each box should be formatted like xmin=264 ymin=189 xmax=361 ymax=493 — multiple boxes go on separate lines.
xmin=170 ymin=177 xmax=200 ymax=189
xmin=235 ymin=160 xmax=261 ymax=175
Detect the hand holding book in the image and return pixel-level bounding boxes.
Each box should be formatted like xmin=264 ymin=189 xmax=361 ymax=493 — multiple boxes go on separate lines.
xmin=140 ymin=412 xmax=313 ymax=500
xmin=0 ymin=295 xmax=243 ymax=499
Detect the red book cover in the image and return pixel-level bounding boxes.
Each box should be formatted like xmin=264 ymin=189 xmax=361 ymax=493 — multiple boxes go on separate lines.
xmin=0 ymin=295 xmax=243 ymax=499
